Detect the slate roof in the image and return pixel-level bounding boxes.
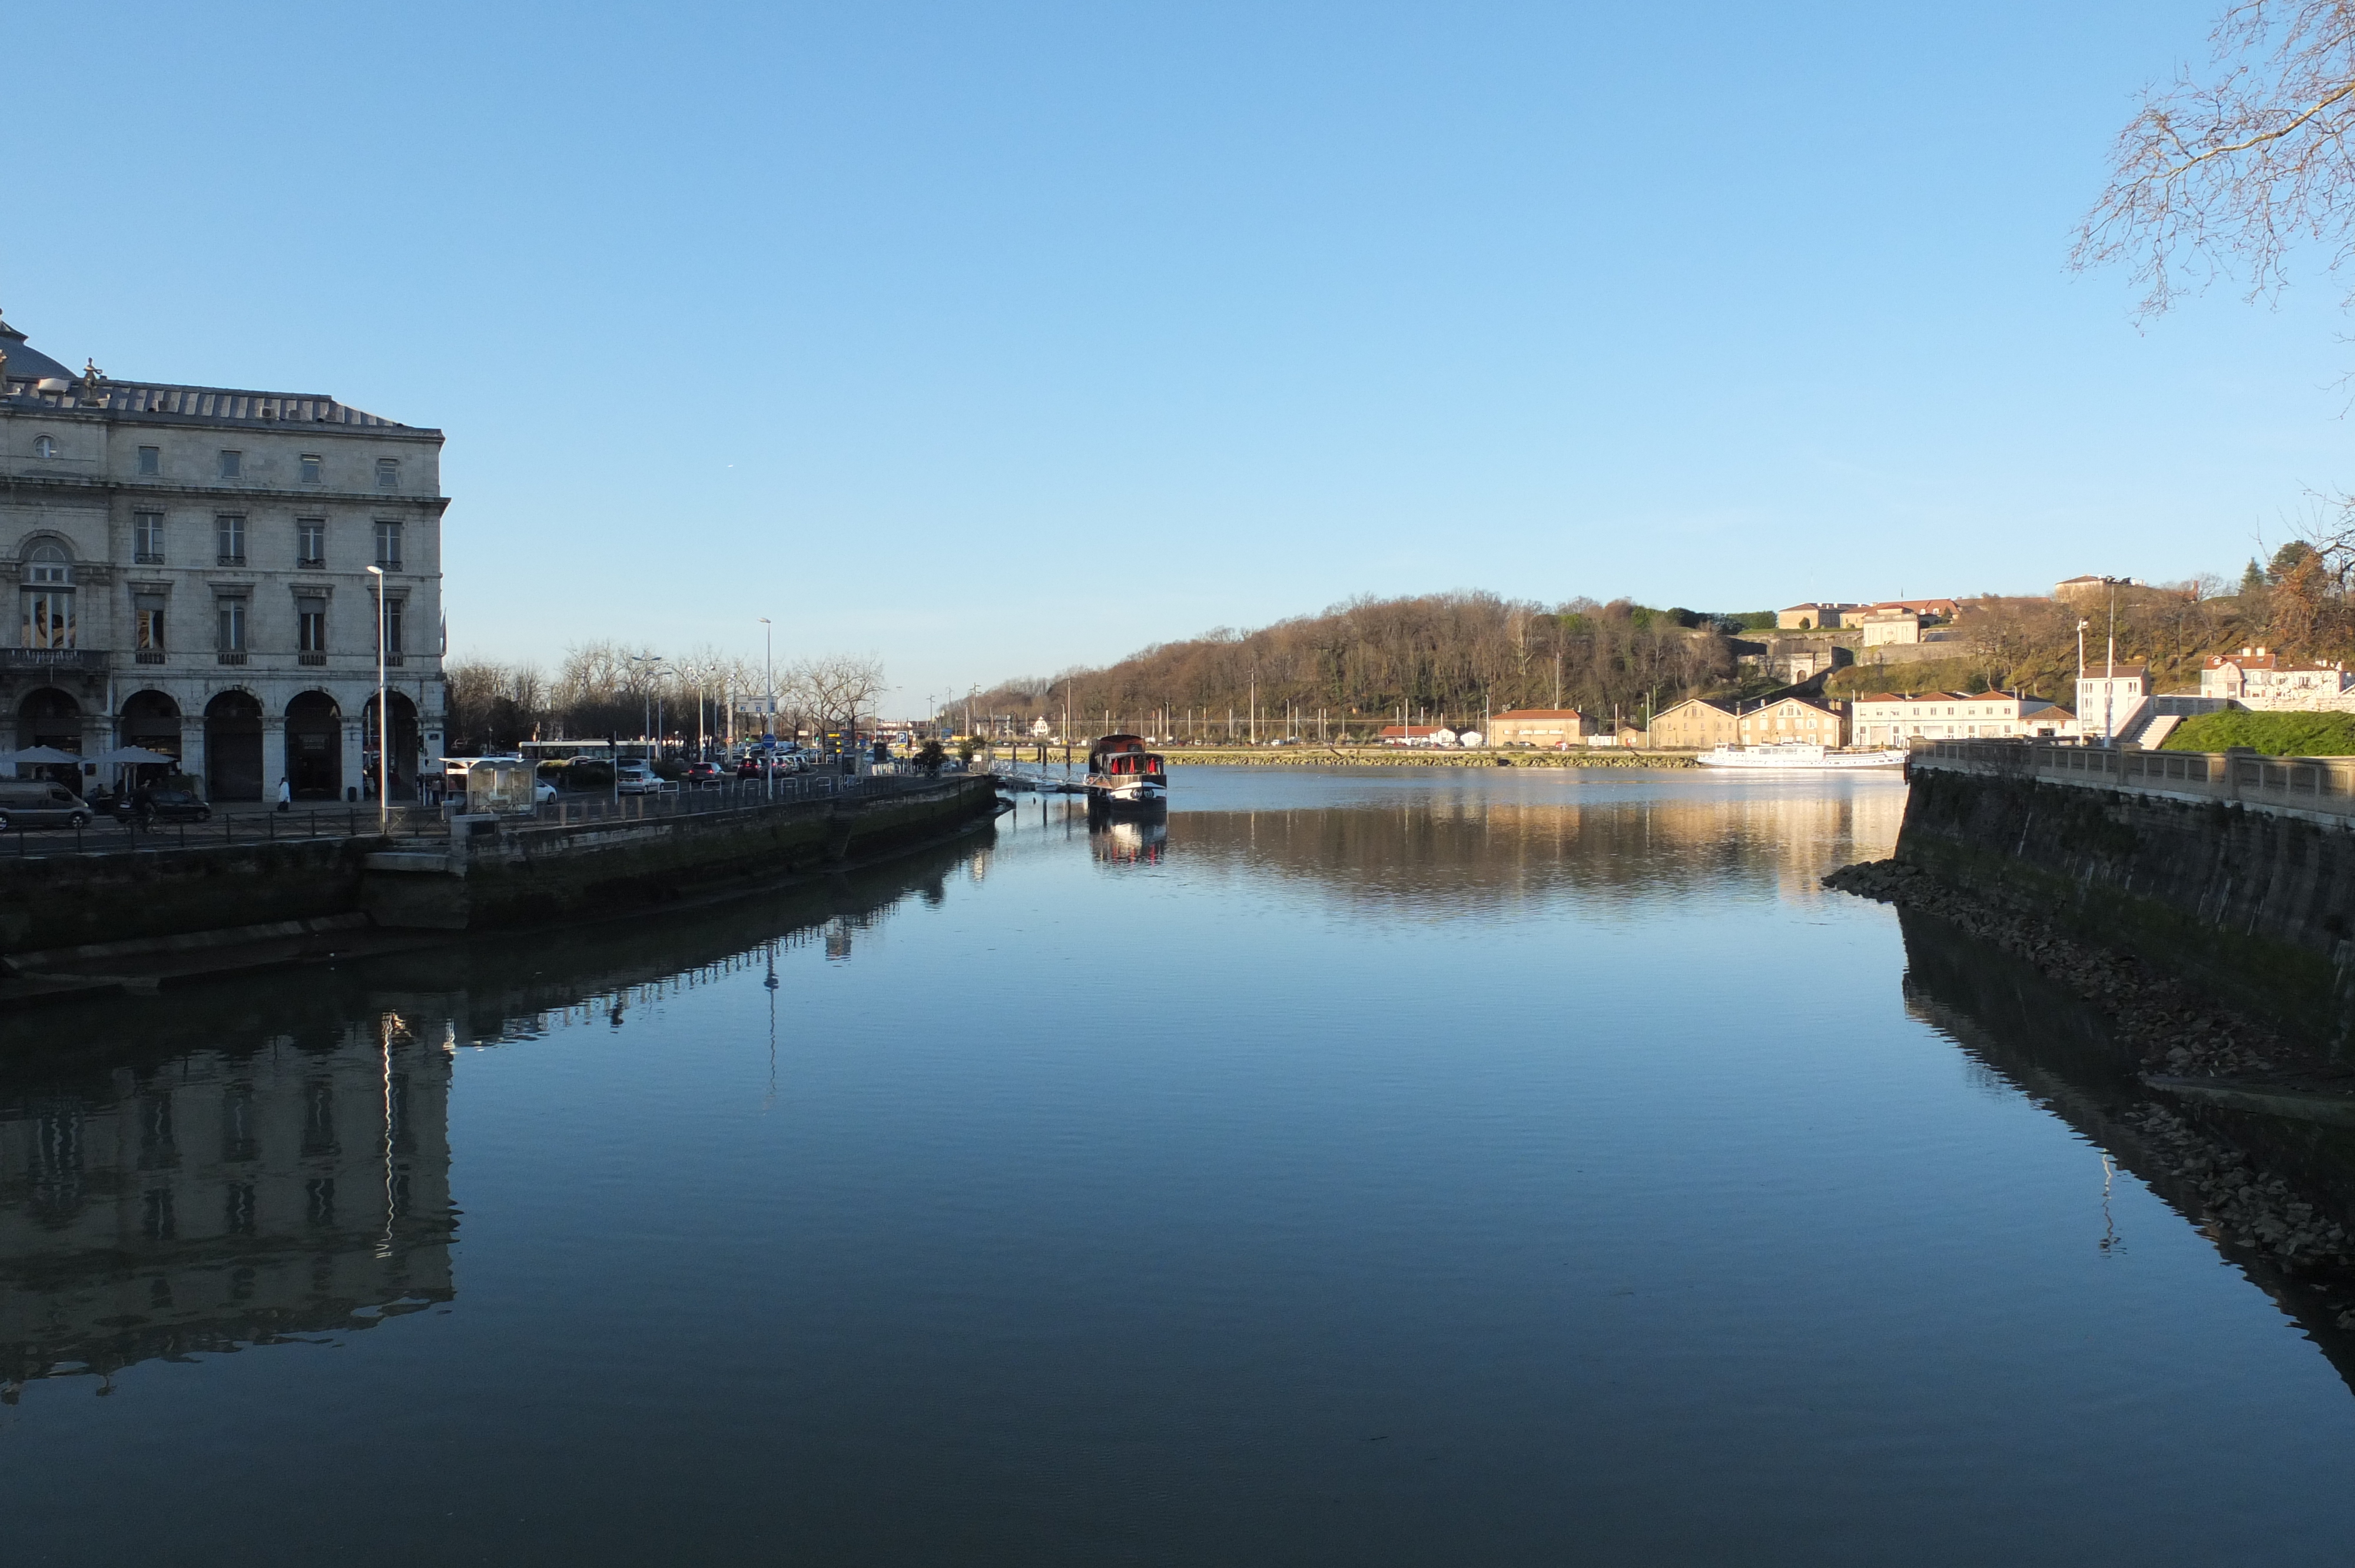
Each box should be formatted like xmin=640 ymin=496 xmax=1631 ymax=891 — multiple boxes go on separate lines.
xmin=0 ymin=314 xmax=417 ymax=430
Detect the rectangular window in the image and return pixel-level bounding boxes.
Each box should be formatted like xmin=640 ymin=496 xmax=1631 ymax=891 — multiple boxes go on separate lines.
xmin=218 ymin=450 xmax=241 ymax=480
xmin=298 ymin=596 xmax=327 ymax=653
xmin=134 ymin=511 xmax=165 ymax=563
xmin=299 ymin=453 xmax=321 ymax=484
xmin=297 ymin=518 xmax=325 ymax=568
xmin=375 ymin=459 xmax=398 ymax=491
xmin=381 ymin=597 xmax=404 ymax=657
xmin=21 ymin=589 xmax=75 ymax=649
xmin=217 ymin=597 xmax=247 ymax=653
xmin=215 ymin=514 xmax=246 ymax=565
xmin=373 ymin=520 xmax=402 ymax=569
xmin=137 ymin=445 xmax=160 ymax=476
xmin=135 ymin=594 xmax=166 ymax=655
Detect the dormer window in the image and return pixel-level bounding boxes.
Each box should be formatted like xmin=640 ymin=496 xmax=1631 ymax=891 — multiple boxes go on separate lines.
xmin=32 ymin=435 xmax=55 ymax=459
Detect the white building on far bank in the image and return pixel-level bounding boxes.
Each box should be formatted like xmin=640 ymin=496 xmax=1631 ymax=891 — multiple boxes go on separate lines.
xmin=2076 ymin=663 xmax=2148 ymax=744
xmin=1850 ymin=690 xmax=2074 ymax=746
xmin=2200 ymin=647 xmax=2355 ymax=712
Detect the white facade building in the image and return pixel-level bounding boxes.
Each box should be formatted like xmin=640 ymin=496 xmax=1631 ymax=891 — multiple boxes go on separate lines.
xmin=2200 ymin=647 xmax=2355 ymax=712
xmin=0 ymin=312 xmax=446 ymax=801
xmin=2075 ymin=663 xmax=2148 ymax=745
xmin=1850 ymin=690 xmax=2074 ymax=746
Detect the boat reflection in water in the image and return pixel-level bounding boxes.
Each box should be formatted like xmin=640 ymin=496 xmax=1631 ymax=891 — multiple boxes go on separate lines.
xmin=1090 ymin=815 xmax=1167 ymax=866
xmin=0 ymin=1014 xmax=456 ymax=1399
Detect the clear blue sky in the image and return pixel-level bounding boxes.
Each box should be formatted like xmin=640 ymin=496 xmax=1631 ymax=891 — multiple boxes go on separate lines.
xmin=8 ymin=1 xmax=2344 ymax=710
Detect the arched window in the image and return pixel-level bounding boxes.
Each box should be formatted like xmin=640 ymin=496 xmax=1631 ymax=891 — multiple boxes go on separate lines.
xmin=20 ymin=541 xmax=75 ymax=650
xmin=23 ymin=540 xmax=72 ymax=585
xmin=32 ymin=436 xmax=55 ymax=460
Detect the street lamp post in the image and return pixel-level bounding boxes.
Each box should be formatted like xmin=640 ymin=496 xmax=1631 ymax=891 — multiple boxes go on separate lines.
xmin=759 ymin=617 xmax=774 ymax=800
xmin=366 ymin=566 xmax=388 ymax=833
xmin=627 ymin=652 xmax=665 ymax=756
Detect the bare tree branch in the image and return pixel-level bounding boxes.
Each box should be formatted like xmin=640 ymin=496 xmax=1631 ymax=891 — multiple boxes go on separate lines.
xmin=2076 ymin=2 xmax=2355 ymax=317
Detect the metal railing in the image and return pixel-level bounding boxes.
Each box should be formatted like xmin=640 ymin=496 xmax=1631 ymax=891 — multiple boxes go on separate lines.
xmin=523 ymin=768 xmax=950 ymax=832
xmin=5 ymin=805 xmax=447 ymax=860
xmin=1 ymin=648 xmax=107 ymax=671
xmin=1915 ymin=739 xmax=2355 ymax=823
xmin=2 ymin=770 xmax=969 ymax=861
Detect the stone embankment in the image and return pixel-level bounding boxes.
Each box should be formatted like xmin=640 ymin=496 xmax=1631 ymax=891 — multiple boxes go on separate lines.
xmin=1829 ymin=858 xmax=2355 ymax=1326
xmin=0 ymin=776 xmax=1003 ymax=1005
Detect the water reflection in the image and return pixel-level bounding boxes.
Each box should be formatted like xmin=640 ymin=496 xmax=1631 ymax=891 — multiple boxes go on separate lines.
xmin=1090 ymin=817 xmax=1166 ymax=866
xmin=0 ymin=1014 xmax=454 ymax=1398
xmin=1164 ymin=770 xmax=1905 ymax=908
xmin=1896 ymin=905 xmax=2355 ymax=1390
xmin=0 ymin=827 xmax=1003 ymax=1398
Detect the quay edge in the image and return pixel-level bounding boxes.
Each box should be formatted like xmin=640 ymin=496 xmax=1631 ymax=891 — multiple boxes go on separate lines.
xmin=1878 ymin=752 xmax=2355 ymax=1053
xmin=0 ymin=776 xmax=1003 ymax=971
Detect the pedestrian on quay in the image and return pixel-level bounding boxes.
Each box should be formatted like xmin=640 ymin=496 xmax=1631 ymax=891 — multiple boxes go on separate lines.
xmin=277 ymin=775 xmax=291 ymax=812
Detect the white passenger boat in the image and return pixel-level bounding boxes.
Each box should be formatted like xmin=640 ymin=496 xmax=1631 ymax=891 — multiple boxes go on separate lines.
xmin=1084 ymin=733 xmax=1168 ymax=811
xmin=1696 ymin=743 xmax=1908 ymax=770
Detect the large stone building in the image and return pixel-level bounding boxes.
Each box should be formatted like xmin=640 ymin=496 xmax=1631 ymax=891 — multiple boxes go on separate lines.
xmin=1734 ymin=695 xmax=1847 ymax=746
xmin=1644 ymin=697 xmax=1737 ymax=750
xmin=0 ymin=311 xmax=445 ymax=800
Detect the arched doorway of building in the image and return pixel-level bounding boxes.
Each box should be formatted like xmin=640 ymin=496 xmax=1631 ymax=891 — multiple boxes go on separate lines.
xmin=361 ymin=692 xmax=421 ymax=801
xmin=285 ymin=691 xmax=343 ymax=799
xmin=117 ymin=690 xmax=184 ymax=792
xmin=15 ymin=687 xmax=82 ymax=788
xmin=204 ymin=691 xmax=264 ymax=802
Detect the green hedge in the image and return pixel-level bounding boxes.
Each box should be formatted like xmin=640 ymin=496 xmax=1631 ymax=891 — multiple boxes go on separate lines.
xmin=2161 ymin=709 xmax=2355 ymax=756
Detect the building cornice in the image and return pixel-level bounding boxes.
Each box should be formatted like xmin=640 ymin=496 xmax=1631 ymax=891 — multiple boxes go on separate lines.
xmin=0 ymin=472 xmax=450 ymax=514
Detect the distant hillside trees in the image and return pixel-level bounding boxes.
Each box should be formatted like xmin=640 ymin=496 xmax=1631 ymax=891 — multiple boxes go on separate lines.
xmin=965 ymin=592 xmax=1739 ymax=737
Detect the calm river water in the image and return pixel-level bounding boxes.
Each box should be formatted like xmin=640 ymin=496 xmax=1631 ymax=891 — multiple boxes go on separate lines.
xmin=8 ymin=767 xmax=2355 ymax=1564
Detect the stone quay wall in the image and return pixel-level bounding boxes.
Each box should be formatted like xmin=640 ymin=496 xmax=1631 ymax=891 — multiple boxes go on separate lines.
xmin=1 ymin=776 xmax=1000 ymax=956
xmin=0 ymin=836 xmax=370 ymax=955
xmin=1896 ymin=756 xmax=2355 ymax=1051
xmin=364 ymin=773 xmax=1002 ymax=931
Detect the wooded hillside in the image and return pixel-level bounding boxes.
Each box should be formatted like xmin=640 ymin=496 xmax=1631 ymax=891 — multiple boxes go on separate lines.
xmin=962 ymin=593 xmax=1746 ymax=738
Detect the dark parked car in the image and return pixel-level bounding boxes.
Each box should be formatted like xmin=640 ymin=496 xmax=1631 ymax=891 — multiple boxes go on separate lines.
xmin=116 ymin=786 xmax=213 ymax=825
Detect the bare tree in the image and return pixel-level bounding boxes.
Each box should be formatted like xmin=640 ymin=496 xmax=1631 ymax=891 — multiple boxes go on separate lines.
xmin=785 ymin=654 xmax=887 ymax=746
xmin=2076 ymin=2 xmax=2355 ymax=317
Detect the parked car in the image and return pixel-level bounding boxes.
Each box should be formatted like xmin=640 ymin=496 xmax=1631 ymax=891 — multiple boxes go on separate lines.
xmin=0 ymin=780 xmax=95 ymax=830
xmin=114 ymin=786 xmax=213 ymax=825
xmin=615 ymin=761 xmax=668 ymax=796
